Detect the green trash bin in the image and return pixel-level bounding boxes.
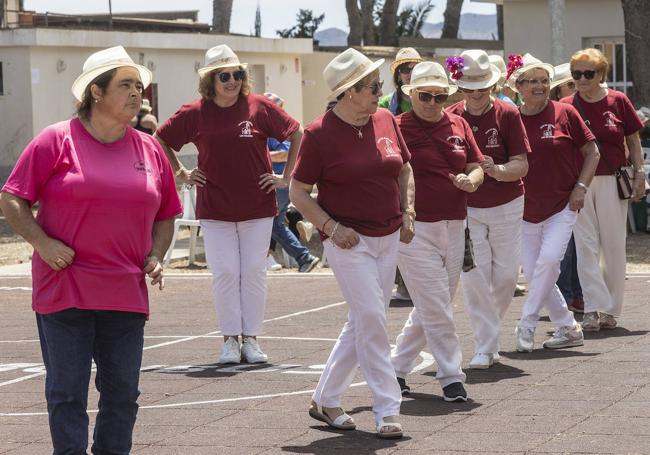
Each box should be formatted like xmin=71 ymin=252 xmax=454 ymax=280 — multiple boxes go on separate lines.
xmin=632 ymin=200 xmax=648 ymax=232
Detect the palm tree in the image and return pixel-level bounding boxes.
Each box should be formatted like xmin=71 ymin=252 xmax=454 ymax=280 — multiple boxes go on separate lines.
xmin=621 ymin=0 xmax=650 ymax=105
xmin=397 ymin=0 xmax=434 ymax=37
xmin=212 ymin=0 xmax=233 ymax=34
xmin=346 ymin=0 xmax=363 ymax=45
xmin=378 ymin=0 xmax=401 ymax=46
xmin=441 ymin=0 xmax=463 ymax=38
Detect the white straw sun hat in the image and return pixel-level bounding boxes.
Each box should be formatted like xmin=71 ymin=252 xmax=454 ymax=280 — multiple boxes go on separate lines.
xmin=197 ymin=44 xmax=248 ymax=77
xmin=506 ymin=53 xmax=555 ymax=93
xmin=452 ymin=50 xmax=501 ymax=90
xmin=401 ymin=61 xmax=458 ymax=96
xmin=323 ymin=48 xmax=385 ymax=101
xmin=550 ymin=63 xmax=573 ymax=89
xmin=71 ymin=46 xmax=152 ymax=102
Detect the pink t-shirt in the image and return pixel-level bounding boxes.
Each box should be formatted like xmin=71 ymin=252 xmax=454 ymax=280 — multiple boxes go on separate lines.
xmin=520 ymin=101 xmax=595 ymax=223
xmin=396 ymin=111 xmax=484 ymax=222
xmin=293 ymin=108 xmax=410 ymax=238
xmin=156 ymin=94 xmax=300 ymax=221
xmin=561 ymin=90 xmax=644 ymax=175
xmin=2 ymin=119 xmax=182 ymax=316
xmin=447 ymin=99 xmax=531 ymax=208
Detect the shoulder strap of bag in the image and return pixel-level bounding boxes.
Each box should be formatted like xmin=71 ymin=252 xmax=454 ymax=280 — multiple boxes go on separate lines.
xmin=572 ymin=95 xmax=617 ymax=173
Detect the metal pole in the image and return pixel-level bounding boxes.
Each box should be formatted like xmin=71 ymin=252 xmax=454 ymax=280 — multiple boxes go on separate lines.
xmin=549 ymin=0 xmax=568 ymax=64
xmin=108 ymin=0 xmax=112 ymax=30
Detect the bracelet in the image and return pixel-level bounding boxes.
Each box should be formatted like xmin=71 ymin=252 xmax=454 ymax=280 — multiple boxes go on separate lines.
xmin=330 ymin=222 xmax=340 ymax=239
xmin=174 ymin=167 xmax=185 ymax=177
xmin=322 ymin=217 xmax=333 ymax=232
xmin=574 ymin=182 xmax=588 ymax=192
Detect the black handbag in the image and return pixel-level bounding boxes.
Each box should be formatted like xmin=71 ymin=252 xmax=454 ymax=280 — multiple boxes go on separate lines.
xmin=462 ymin=219 xmax=476 ymax=272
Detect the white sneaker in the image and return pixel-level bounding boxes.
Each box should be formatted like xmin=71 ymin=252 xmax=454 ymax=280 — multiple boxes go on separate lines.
xmin=469 ymin=353 xmax=494 ymax=369
xmin=241 ymin=338 xmax=269 ymax=364
xmin=266 ymin=255 xmax=282 ymax=272
xmin=542 ymin=325 xmax=584 ymax=349
xmin=296 ymin=220 xmax=314 ymax=243
xmin=217 ymin=338 xmax=241 ymax=364
xmin=492 ymin=352 xmax=501 ymax=363
xmin=515 ymin=326 xmax=535 ymax=352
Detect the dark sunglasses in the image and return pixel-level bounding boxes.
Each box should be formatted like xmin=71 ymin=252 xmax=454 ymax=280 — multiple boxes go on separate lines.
xmin=459 ymin=87 xmax=492 ymax=93
xmin=571 ymin=70 xmax=596 ymax=80
xmin=416 ymin=91 xmax=449 ymax=104
xmin=217 ymin=70 xmax=247 ymax=83
xmin=398 ymin=64 xmax=415 ymax=75
xmin=358 ymin=80 xmax=384 ymax=95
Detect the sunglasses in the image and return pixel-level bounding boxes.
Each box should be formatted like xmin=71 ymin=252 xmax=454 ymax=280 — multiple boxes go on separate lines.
xmin=398 ymin=64 xmax=415 ymax=75
xmin=571 ymin=70 xmax=597 ymax=80
xmin=358 ymin=80 xmax=384 ymax=95
xmin=519 ymin=78 xmax=550 ymax=86
xmin=217 ymin=70 xmax=247 ymax=83
xmin=459 ymin=87 xmax=492 ymax=93
xmin=416 ymin=91 xmax=449 ymax=104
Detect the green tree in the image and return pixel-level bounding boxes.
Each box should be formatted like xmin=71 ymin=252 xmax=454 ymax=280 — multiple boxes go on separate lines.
xmin=276 ymin=9 xmax=325 ymax=38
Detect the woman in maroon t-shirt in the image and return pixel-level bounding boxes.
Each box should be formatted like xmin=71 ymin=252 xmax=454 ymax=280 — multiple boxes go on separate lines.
xmin=445 ymin=50 xmax=531 ymax=370
xmin=155 ymin=45 xmax=303 ymax=366
xmin=562 ymin=48 xmax=646 ymax=331
xmin=389 ymin=61 xmax=484 ymax=402
xmin=291 ymin=49 xmax=415 ymax=439
xmin=510 ymin=54 xmax=599 ymax=353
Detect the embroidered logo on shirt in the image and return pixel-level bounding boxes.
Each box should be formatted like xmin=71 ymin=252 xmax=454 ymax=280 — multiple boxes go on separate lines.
xmin=446 ymin=135 xmax=466 ymax=151
xmin=377 ymin=137 xmax=400 ymax=157
xmin=133 ymin=160 xmax=152 ymax=175
xmin=485 ymin=128 xmax=500 ymax=148
xmin=540 ymin=124 xmax=555 ymax=139
xmin=239 ymin=120 xmax=254 ymax=138
xmin=603 ymin=111 xmax=619 ymax=128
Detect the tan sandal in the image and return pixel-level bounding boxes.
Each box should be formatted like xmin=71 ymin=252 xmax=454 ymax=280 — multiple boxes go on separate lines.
xmin=309 ymin=401 xmax=356 ymax=430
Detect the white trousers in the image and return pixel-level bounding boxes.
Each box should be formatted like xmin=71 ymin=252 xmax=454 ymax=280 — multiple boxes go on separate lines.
xmin=574 ymin=176 xmax=628 ymax=316
xmin=312 ymin=231 xmax=401 ymax=423
xmin=201 ymin=217 xmax=273 ymax=336
xmin=461 ymin=196 xmax=524 ymax=354
xmin=520 ymin=206 xmax=578 ymax=329
xmin=391 ymin=220 xmax=466 ymax=388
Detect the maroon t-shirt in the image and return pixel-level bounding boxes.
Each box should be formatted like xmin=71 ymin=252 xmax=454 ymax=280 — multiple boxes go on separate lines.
xmin=292 ymin=108 xmax=410 ymax=237
xmin=520 ymin=100 xmax=595 ymax=223
xmin=396 ymin=111 xmax=484 ymax=222
xmin=447 ymin=98 xmax=531 ymax=208
xmin=156 ymin=94 xmax=300 ymax=221
xmin=561 ymin=90 xmax=644 ymax=175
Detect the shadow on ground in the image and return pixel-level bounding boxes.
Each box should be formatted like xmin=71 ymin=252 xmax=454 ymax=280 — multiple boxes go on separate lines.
xmin=282 ymin=425 xmax=410 ymax=454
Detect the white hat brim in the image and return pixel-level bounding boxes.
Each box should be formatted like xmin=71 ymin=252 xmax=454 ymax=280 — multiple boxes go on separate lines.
xmin=402 ymin=81 xmax=458 ymax=97
xmin=550 ymin=74 xmax=573 ymax=89
xmin=198 ymin=62 xmax=248 ymax=78
xmin=390 ymin=57 xmax=423 ymax=75
xmin=507 ymin=62 xmax=555 ymax=94
xmin=455 ymin=66 xmax=502 ymax=90
xmin=327 ymin=59 xmax=385 ymax=102
xmin=71 ymin=62 xmax=152 ymax=102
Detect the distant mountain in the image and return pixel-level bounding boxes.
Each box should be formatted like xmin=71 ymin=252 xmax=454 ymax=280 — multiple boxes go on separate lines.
xmin=314 ymin=13 xmax=497 ymax=47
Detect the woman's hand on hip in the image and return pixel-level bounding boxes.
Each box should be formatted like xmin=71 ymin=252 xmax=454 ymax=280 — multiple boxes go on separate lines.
xmin=400 ymin=213 xmax=415 ymax=244
xmin=178 ymin=167 xmax=206 ymax=187
xmin=332 ymin=225 xmax=360 ymax=249
xmin=569 ymin=186 xmax=586 ymax=211
xmin=144 ymin=255 xmax=165 ymax=290
xmin=35 ymin=237 xmax=75 ymax=272
xmin=259 ymin=173 xmax=288 ymax=194
xmin=449 ymin=173 xmax=477 ymax=193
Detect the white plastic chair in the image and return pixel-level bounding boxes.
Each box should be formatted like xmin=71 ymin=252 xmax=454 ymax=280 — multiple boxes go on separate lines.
xmin=164 ymin=184 xmax=200 ymax=266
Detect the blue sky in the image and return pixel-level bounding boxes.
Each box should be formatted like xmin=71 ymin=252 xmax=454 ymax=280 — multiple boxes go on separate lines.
xmin=24 ymin=1 xmax=496 ymax=37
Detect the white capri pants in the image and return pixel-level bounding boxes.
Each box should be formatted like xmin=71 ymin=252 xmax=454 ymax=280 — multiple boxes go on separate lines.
xmin=520 ymin=205 xmax=578 ymax=329
xmin=312 ymin=231 xmax=402 ymax=423
xmin=391 ymin=220 xmax=466 ymax=389
xmin=574 ymin=175 xmax=628 ymax=317
xmin=461 ymin=196 xmax=524 ymax=355
xmin=201 ymin=217 xmax=273 ymax=336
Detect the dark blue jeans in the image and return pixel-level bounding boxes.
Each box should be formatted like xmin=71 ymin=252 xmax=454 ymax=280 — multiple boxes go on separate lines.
xmin=36 ymin=309 xmax=146 ymax=455
xmin=557 ymin=234 xmax=582 ymax=301
xmin=272 ymin=187 xmax=311 ymax=267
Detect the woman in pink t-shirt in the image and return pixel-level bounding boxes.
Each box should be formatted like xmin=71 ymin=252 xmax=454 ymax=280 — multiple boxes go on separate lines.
xmin=562 ymin=48 xmax=646 ymax=331
xmin=0 ymin=46 xmax=182 ymax=454
xmin=389 ymin=62 xmax=484 ymax=403
xmin=291 ymin=49 xmax=415 ymax=438
xmin=446 ymin=50 xmax=531 ymax=370
xmin=510 ymin=54 xmax=600 ymax=353
xmin=155 ymin=45 xmax=302 ymax=365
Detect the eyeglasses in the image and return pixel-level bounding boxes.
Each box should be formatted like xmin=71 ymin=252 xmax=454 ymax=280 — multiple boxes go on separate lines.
xmin=519 ymin=78 xmax=550 ymax=86
xmin=217 ymin=70 xmax=247 ymax=83
xmin=459 ymin=87 xmax=492 ymax=93
xmin=571 ymin=70 xmax=597 ymax=80
xmin=416 ymin=91 xmax=449 ymax=104
xmin=358 ymin=80 xmax=384 ymax=95
xmin=397 ymin=64 xmax=415 ymax=75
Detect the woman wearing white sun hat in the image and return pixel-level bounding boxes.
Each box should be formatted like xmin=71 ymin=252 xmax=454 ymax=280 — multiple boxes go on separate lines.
xmin=291 ymin=48 xmax=415 ymax=438
xmin=389 ymin=61 xmax=484 ymax=401
xmin=489 ymin=54 xmax=518 ymax=107
xmin=0 ymin=45 xmax=182 ymax=453
xmin=445 ymin=49 xmax=531 ymax=369
xmin=156 ymin=44 xmax=303 ymax=366
xmin=510 ymin=53 xmax=600 ymax=352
